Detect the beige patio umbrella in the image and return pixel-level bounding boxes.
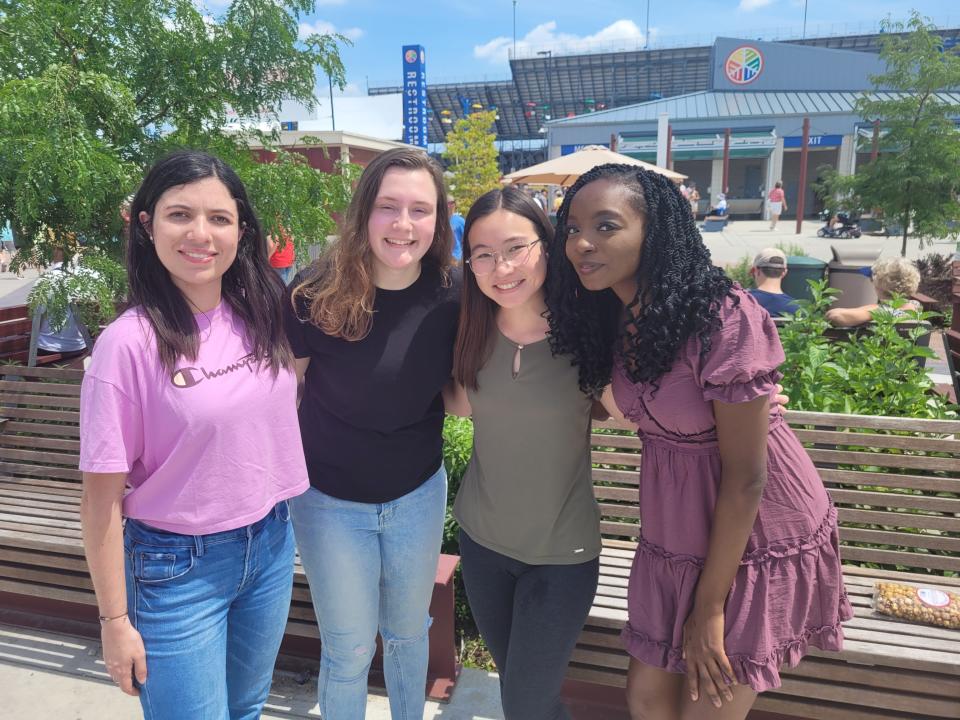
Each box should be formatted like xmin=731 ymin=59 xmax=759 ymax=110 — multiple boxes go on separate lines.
xmin=503 ymin=145 xmax=687 ymax=187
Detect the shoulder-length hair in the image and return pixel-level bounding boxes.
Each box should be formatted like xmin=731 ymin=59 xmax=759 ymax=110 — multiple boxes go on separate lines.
xmin=453 ymin=187 xmax=554 ymax=390
xmin=291 ymin=147 xmax=453 ymax=341
xmin=127 ymin=150 xmax=291 ymax=374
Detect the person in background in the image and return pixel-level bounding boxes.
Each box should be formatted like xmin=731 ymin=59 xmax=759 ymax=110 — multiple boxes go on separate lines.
xmin=825 ymin=257 xmax=921 ymax=327
xmin=449 ymin=198 xmax=465 ymax=262
xmin=268 ymin=224 xmax=296 ymax=284
xmin=705 ymin=192 xmax=728 ymax=218
xmin=748 ymin=248 xmax=799 ymax=317
xmin=552 ymin=187 xmax=565 ymax=213
xmin=768 ymin=181 xmax=787 ymax=230
xmin=36 ymin=248 xmax=90 ymax=359
xmin=687 ymin=182 xmax=701 ymax=219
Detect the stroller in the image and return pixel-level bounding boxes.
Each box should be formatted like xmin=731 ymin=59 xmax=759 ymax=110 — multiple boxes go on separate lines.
xmin=816 ymin=210 xmax=862 ymax=239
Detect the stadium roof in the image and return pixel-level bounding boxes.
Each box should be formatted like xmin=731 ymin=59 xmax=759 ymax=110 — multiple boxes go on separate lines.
xmin=547 ymin=91 xmax=960 ymax=127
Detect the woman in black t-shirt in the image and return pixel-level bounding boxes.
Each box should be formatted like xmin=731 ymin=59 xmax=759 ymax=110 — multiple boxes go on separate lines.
xmin=283 ymin=148 xmax=458 ymax=720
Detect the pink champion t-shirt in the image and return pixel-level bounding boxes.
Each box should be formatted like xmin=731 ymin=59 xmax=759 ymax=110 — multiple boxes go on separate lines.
xmin=80 ymin=302 xmax=309 ymax=535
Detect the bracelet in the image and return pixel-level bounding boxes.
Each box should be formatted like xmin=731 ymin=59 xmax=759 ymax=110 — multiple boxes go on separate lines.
xmin=98 ymin=611 xmax=128 ymax=624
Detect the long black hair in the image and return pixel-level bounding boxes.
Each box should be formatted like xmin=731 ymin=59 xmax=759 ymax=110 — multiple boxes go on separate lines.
xmin=453 ymin=186 xmax=553 ymax=390
xmin=545 ymin=164 xmax=734 ymax=396
xmin=127 ymin=150 xmax=291 ymax=373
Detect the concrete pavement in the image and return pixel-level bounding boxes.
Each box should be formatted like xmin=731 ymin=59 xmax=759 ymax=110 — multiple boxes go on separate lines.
xmin=0 ymin=623 xmax=505 ymax=720
xmin=699 ymin=220 xmax=958 ymax=267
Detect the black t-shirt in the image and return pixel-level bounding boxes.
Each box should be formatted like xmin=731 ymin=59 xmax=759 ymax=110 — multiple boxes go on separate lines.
xmin=284 ymin=264 xmax=461 ymax=503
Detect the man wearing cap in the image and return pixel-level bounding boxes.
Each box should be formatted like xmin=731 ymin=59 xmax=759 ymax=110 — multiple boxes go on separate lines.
xmin=749 ymin=248 xmax=799 ymax=317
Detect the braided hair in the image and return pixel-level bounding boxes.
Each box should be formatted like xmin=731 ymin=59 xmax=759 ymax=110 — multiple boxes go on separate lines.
xmin=545 ymin=164 xmax=735 ymax=397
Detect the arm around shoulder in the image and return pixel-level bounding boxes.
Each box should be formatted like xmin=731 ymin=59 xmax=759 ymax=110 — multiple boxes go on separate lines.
xmin=442 ymin=380 xmax=472 ymax=417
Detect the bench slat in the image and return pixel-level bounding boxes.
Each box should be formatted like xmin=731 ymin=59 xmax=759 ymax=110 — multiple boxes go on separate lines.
xmin=0 ymin=421 xmax=80 ymax=438
xmin=783 ymin=410 xmax=960 ymax=433
xmin=793 ymin=427 xmax=960 ymax=454
xmin=0 ymin=380 xmax=83 ymax=397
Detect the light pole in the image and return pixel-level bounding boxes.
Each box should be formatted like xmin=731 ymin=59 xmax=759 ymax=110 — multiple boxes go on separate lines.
xmin=645 ymin=0 xmax=650 ymax=49
xmin=802 ymin=0 xmax=809 ymax=39
xmin=513 ymin=1 xmax=517 ymax=60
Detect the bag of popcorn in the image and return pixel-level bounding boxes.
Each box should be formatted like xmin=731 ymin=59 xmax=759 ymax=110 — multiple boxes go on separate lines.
xmin=873 ymin=582 xmax=960 ymax=629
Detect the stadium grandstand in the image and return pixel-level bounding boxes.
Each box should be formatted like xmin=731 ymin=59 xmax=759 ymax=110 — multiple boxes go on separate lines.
xmin=368 ymin=23 xmax=960 ymax=173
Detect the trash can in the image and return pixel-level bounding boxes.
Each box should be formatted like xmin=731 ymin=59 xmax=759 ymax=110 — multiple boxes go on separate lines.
xmin=781 ymin=256 xmax=827 ymax=302
xmin=827 ymin=245 xmax=882 ymax=308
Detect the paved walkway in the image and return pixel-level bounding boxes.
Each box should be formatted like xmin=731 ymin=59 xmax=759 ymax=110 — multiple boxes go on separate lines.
xmin=699 ymin=220 xmax=958 ymax=267
xmin=0 ymin=624 xmax=505 ymax=720
xmin=0 ymin=268 xmax=39 ymax=309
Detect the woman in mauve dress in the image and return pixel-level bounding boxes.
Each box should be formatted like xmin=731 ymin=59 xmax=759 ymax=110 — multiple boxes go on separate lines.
xmin=545 ymin=163 xmax=853 ymax=720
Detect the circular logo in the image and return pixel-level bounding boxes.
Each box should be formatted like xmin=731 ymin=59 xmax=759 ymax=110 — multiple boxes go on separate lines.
xmin=725 ymin=45 xmax=763 ymax=85
xmin=404 ymin=49 xmax=419 ymax=64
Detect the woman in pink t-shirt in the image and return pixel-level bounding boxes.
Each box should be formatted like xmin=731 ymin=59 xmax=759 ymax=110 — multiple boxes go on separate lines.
xmin=79 ymin=151 xmax=309 ymax=719
xmin=767 ymin=181 xmax=787 ymax=230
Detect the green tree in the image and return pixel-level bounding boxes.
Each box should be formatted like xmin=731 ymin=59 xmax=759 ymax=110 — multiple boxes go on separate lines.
xmin=443 ymin=110 xmax=501 ymax=211
xmin=824 ymin=12 xmax=960 ymax=256
xmin=0 ymin=0 xmax=355 ymax=325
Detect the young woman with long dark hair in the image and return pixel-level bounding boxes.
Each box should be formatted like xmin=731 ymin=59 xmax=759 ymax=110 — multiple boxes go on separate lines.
xmin=284 ymin=147 xmax=458 ymax=720
xmin=80 ymin=150 xmax=307 ymax=719
xmin=545 ymin=164 xmax=852 ymax=720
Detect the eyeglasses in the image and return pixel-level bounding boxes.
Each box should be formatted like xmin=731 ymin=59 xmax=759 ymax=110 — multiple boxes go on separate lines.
xmin=465 ymin=238 xmax=541 ymax=276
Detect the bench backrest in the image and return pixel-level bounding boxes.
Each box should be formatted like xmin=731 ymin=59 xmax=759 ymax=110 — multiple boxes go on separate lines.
xmin=592 ymin=411 xmax=960 ymax=575
xmin=1 ymin=364 xmax=958 ymax=575
xmin=0 ymin=364 xmax=83 ymax=486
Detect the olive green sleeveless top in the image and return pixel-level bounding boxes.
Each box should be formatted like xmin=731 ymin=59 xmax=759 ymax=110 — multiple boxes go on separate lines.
xmin=453 ymin=331 xmax=601 ymax=564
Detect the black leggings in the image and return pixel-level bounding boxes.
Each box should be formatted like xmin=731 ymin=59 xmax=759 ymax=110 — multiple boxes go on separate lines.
xmin=459 ymin=529 xmax=600 ymax=720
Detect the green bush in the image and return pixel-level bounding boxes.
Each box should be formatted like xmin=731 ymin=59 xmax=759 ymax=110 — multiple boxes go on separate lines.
xmin=441 ymin=415 xmax=489 ymax=663
xmin=778 ymin=279 xmax=957 ymax=418
xmin=725 ymin=254 xmax=755 ymax=289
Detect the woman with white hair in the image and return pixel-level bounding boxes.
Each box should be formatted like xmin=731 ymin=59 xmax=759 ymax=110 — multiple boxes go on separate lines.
xmin=825 ymin=257 xmax=921 ymax=327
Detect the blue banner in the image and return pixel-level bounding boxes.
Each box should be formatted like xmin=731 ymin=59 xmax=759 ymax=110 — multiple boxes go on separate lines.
xmin=402 ymin=45 xmax=428 ymax=148
xmin=783 ymin=134 xmax=843 ymax=148
xmin=561 ymin=143 xmax=609 ymax=155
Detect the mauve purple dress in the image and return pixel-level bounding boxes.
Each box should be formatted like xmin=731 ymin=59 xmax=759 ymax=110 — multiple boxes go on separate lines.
xmin=612 ymin=288 xmax=854 ymax=692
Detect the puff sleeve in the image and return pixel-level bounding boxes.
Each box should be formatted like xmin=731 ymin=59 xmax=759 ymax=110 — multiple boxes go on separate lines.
xmin=693 ymin=290 xmax=785 ymax=404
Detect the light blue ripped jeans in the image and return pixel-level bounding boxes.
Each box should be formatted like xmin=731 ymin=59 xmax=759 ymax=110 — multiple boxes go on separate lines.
xmin=290 ymin=465 xmax=446 ymax=720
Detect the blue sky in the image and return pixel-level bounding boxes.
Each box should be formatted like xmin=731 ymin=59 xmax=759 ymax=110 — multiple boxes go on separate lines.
xmin=276 ymin=0 xmax=958 ymax=96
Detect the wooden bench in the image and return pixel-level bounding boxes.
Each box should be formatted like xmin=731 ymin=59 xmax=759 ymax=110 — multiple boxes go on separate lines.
xmin=0 ymin=304 xmax=89 ymax=368
xmin=0 ymin=364 xmax=461 ymax=701
xmin=562 ymin=411 xmax=960 ymax=720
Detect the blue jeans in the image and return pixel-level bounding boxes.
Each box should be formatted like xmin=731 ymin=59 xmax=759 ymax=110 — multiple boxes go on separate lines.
xmin=290 ymin=465 xmax=447 ymax=720
xmin=274 ymin=265 xmax=294 ymax=285
xmin=123 ymin=502 xmax=295 ymax=720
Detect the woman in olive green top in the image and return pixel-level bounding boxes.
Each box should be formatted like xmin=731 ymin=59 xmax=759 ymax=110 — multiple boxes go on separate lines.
xmin=443 ymin=187 xmax=602 ymax=720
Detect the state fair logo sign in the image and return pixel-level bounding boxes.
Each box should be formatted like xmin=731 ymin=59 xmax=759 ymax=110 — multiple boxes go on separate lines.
xmin=404 ymin=49 xmax=420 ymax=64
xmin=725 ymin=46 xmax=763 ymax=85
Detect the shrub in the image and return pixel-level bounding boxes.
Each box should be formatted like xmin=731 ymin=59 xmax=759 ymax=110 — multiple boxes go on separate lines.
xmin=777 ymin=280 xmax=957 ymax=418
xmin=724 ymin=254 xmax=755 ymax=289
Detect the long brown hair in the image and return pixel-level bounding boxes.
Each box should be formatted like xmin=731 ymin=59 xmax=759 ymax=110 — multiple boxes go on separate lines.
xmin=453 ymin=186 xmax=554 ymax=390
xmin=292 ymin=148 xmax=453 ymax=340
xmin=128 ymin=150 xmax=292 ymax=374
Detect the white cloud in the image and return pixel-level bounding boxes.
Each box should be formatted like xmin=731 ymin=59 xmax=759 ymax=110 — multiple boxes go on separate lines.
xmin=474 ymin=19 xmax=647 ymax=64
xmin=298 ymin=20 xmax=363 ymax=42
xmin=738 ymin=0 xmax=775 ymax=10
